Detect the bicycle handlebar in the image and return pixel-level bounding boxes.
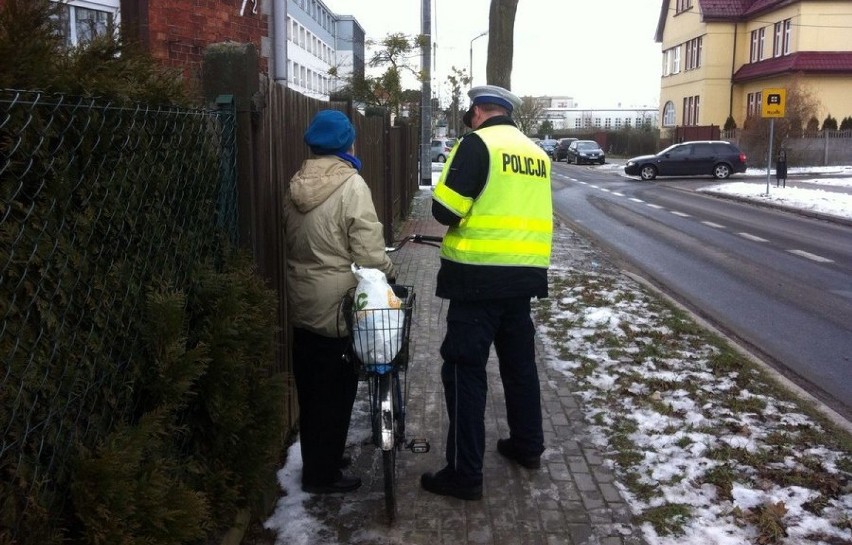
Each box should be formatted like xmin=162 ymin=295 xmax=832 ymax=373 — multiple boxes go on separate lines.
xmin=386 ymin=234 xmax=444 ymax=253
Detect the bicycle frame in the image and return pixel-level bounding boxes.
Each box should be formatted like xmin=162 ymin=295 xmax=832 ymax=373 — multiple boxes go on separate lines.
xmin=340 ymin=234 xmax=441 ymax=522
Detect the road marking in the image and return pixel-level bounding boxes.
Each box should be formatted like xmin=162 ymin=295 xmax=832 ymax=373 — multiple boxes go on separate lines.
xmin=671 ymin=211 xmax=691 ymax=217
xmin=702 ymin=221 xmax=726 ymax=229
xmin=590 ymin=185 xmax=600 ymax=189
xmin=600 ymin=188 xmax=611 ymax=193
xmin=629 ymin=198 xmax=644 ymax=203
xmin=737 ymin=232 xmax=768 ymax=242
xmin=647 ymin=204 xmax=663 ymax=209
xmin=613 ymin=192 xmax=625 ymax=197
xmin=787 ymin=249 xmax=834 ymax=263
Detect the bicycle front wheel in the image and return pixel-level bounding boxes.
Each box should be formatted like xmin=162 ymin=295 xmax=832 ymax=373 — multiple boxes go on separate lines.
xmin=378 ymin=373 xmax=398 ymax=522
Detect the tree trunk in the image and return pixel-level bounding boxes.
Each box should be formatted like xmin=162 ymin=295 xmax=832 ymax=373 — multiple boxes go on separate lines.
xmin=486 ymin=0 xmax=518 ymax=90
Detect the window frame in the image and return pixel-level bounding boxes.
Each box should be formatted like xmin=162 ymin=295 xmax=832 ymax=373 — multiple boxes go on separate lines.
xmin=663 ymin=101 xmax=676 ymax=127
xmin=54 ymin=0 xmax=119 ymax=47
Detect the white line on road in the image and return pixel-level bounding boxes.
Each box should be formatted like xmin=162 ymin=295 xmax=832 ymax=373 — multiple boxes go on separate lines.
xmin=613 ymin=192 xmax=625 ymax=197
xmin=787 ymin=249 xmax=834 ymax=263
xmin=647 ymin=204 xmax=663 ymax=209
xmin=629 ymin=198 xmax=644 ymax=203
xmin=671 ymin=211 xmax=691 ymax=217
xmin=737 ymin=232 xmax=768 ymax=242
xmin=701 ymin=221 xmax=726 ymax=229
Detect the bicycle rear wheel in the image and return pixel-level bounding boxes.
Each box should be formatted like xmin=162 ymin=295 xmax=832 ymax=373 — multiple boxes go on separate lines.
xmin=377 ymin=373 xmax=398 ymax=522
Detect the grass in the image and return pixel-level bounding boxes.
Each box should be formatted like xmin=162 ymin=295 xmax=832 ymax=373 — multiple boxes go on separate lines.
xmin=535 ymin=259 xmax=852 ymax=542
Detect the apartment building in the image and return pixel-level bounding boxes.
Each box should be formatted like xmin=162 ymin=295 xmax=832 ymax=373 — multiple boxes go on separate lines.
xmin=656 ymin=0 xmax=852 ymax=129
xmin=26 ymin=0 xmax=365 ymax=101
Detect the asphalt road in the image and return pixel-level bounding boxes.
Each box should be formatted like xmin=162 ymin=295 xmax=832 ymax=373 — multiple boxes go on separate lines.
xmin=550 ymin=161 xmax=852 ymax=422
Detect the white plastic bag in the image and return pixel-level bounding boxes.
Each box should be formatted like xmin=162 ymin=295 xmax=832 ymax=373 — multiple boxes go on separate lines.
xmin=351 ymin=265 xmax=403 ymax=366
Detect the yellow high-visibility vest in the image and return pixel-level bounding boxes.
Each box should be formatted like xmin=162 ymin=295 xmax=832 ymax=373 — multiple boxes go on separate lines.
xmin=433 ymin=125 xmax=552 ymax=268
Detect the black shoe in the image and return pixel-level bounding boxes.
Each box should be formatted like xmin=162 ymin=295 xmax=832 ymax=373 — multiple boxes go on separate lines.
xmin=497 ymin=438 xmax=541 ymax=469
xmin=302 ymin=474 xmax=362 ymax=494
xmin=420 ymin=467 xmax=482 ymax=501
xmin=339 ymin=453 xmax=352 ymax=469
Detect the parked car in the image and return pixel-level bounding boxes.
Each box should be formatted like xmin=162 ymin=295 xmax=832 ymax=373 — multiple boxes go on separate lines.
xmin=431 ymin=138 xmax=457 ymax=163
xmin=566 ymin=140 xmax=605 ymax=165
xmin=537 ymin=139 xmax=558 ymax=157
xmin=552 ymin=138 xmax=578 ymax=162
xmin=624 ymin=141 xmax=747 ymax=180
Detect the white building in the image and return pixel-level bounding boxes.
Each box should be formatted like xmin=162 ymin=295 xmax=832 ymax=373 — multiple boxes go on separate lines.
xmin=536 ymin=96 xmax=659 ymax=131
xmin=282 ymin=0 xmax=365 ymax=100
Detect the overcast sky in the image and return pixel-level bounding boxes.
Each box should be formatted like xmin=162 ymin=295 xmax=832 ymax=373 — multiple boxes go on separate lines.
xmin=321 ymin=0 xmax=663 ymax=109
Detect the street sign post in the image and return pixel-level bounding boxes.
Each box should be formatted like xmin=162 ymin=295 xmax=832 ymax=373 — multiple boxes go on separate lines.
xmin=762 ymin=88 xmax=786 ymax=194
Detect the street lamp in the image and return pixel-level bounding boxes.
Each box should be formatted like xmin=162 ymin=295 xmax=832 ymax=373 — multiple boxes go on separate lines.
xmin=469 ymin=30 xmax=488 ymax=86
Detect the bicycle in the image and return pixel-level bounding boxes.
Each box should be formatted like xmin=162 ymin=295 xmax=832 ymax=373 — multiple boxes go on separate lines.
xmin=340 ymin=233 xmax=443 ymax=523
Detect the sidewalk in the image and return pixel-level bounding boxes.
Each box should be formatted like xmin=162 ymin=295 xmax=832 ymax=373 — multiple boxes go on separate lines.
xmin=289 ymin=188 xmax=647 ymax=545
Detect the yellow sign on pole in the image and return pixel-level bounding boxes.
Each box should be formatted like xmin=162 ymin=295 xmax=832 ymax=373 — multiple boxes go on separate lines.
xmin=762 ymin=88 xmax=786 ymax=118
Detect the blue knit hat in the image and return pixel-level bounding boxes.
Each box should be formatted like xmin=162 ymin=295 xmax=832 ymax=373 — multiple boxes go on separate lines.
xmin=304 ymin=109 xmax=356 ymax=155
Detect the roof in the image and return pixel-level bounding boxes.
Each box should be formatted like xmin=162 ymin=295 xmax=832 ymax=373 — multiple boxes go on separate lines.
xmin=732 ymin=51 xmax=852 ymax=82
xmin=655 ymin=0 xmax=798 ymax=41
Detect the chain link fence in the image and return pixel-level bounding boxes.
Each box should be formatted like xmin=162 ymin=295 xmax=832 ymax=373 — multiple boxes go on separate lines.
xmin=0 ymin=89 xmax=236 ymax=541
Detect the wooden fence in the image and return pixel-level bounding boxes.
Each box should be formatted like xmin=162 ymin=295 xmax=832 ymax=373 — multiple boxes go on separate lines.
xmin=226 ymin=76 xmax=421 ymax=432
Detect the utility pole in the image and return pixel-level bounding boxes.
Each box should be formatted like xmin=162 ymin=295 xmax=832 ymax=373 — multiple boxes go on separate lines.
xmin=420 ymin=0 xmax=432 ymax=186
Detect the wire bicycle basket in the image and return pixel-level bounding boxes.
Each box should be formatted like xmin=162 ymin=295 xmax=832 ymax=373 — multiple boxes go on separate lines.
xmin=341 ymin=284 xmax=415 ymax=375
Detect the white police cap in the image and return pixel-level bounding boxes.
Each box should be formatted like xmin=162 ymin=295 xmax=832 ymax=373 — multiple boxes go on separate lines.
xmin=467 ymin=85 xmax=522 ymax=113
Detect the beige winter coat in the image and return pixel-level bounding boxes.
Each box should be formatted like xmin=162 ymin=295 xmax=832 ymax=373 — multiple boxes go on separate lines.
xmin=284 ymin=155 xmax=396 ymax=337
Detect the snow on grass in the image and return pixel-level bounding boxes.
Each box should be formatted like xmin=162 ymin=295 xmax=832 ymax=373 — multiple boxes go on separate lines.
xmin=535 ymin=223 xmax=852 ymax=545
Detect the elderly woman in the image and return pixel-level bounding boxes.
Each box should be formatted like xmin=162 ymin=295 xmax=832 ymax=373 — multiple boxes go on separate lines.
xmin=284 ymin=109 xmax=396 ymax=494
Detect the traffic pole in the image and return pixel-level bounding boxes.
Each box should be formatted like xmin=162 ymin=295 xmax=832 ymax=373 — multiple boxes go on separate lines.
xmin=765 ymin=118 xmax=774 ymax=196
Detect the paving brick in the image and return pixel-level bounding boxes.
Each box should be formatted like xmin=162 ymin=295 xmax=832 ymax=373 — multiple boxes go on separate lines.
xmin=274 ymin=188 xmax=648 ymax=545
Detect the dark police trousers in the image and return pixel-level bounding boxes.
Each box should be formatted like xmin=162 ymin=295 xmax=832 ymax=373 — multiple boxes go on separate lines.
xmin=440 ymin=297 xmax=544 ymax=486
xmin=292 ymin=327 xmax=358 ymax=486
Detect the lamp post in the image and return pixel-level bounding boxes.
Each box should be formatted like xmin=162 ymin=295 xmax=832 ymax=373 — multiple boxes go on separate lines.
xmin=469 ymin=30 xmax=488 ymax=86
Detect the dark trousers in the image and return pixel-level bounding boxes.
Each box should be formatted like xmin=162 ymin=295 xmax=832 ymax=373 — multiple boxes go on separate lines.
xmin=439 ymin=297 xmax=544 ymax=486
xmin=292 ymin=327 xmax=358 ymax=486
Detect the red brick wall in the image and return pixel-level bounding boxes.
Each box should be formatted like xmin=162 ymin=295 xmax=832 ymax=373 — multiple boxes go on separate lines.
xmin=122 ymin=0 xmax=269 ymax=83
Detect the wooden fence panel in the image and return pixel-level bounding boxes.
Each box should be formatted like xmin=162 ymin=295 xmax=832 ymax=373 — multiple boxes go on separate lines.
xmin=244 ymin=81 xmax=420 ymax=431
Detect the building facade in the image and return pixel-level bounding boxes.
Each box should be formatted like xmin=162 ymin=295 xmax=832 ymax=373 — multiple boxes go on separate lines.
xmin=655 ymin=0 xmax=852 ymax=130
xmin=538 ymin=96 xmax=659 ymax=131
xmin=33 ymin=0 xmax=366 ymax=101
xmin=284 ymin=0 xmax=365 ymax=99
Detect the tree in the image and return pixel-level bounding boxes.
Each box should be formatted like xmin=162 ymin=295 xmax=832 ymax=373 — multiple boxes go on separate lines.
xmin=724 ymin=115 xmax=737 ymax=131
xmin=840 ymin=116 xmax=852 ymax=131
xmin=537 ymin=120 xmax=554 ymax=138
xmin=445 ymin=66 xmax=471 ymax=136
xmin=485 ymin=0 xmax=519 ymax=89
xmin=740 ymin=76 xmax=821 ymax=167
xmin=821 ymin=113 xmax=838 ymax=131
xmin=513 ymin=95 xmax=545 ymax=136
xmin=332 ymin=32 xmax=423 ymax=119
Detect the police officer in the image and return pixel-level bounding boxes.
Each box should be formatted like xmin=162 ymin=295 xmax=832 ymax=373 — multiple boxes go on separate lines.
xmin=420 ymin=85 xmax=553 ymax=500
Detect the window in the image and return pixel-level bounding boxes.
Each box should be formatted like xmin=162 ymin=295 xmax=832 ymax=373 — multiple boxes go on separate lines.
xmin=692 ymin=96 xmax=700 ymax=125
xmin=676 ymin=0 xmax=693 ymax=14
xmin=747 ymin=91 xmax=762 ymax=117
xmin=750 ymin=27 xmax=766 ymax=62
xmin=594 ymin=118 xmax=601 ymax=128
xmin=783 ymin=19 xmax=792 ymax=55
xmin=615 ymin=118 xmax=622 ymax=129
xmin=53 ymin=1 xmax=118 ymax=46
xmin=663 ymin=101 xmax=676 ymax=127
xmin=662 ymin=50 xmax=671 ymax=76
xmin=672 ymin=46 xmax=681 ymax=74
xmin=685 ymin=36 xmax=702 ymax=70
xmin=773 ymin=22 xmax=784 ymax=57
xmin=575 ymin=119 xmax=582 ymax=129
